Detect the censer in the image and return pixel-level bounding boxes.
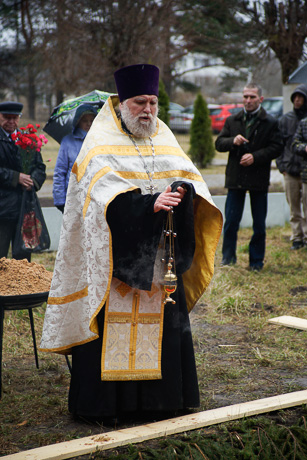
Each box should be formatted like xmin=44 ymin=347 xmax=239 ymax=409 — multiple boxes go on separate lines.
xmin=161 ymin=207 xmax=177 ymax=304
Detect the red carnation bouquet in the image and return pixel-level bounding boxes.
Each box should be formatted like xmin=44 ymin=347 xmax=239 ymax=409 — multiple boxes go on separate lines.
xmin=11 ymin=123 xmax=48 ymax=174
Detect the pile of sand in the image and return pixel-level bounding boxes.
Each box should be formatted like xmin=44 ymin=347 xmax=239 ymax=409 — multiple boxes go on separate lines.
xmin=0 ymin=258 xmax=53 ymax=296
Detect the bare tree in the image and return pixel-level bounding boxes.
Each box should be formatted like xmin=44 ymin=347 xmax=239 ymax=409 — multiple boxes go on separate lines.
xmin=20 ymin=0 xmax=37 ymax=118
xmin=240 ymin=0 xmax=307 ymax=83
xmin=37 ymin=0 xmax=180 ymax=102
xmin=74 ymin=0 xmax=179 ymax=91
xmin=0 ymin=0 xmax=48 ymax=118
xmin=3 ymin=0 xmax=307 ymax=113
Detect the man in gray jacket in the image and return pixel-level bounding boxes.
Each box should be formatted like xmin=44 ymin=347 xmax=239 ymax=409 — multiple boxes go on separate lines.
xmin=276 ymin=84 xmax=307 ymax=250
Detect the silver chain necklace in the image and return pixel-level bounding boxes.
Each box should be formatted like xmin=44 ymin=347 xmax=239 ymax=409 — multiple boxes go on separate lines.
xmin=128 ymin=135 xmax=157 ymax=194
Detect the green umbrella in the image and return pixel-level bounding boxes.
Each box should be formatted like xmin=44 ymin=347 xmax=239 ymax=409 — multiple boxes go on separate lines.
xmin=43 ymin=90 xmax=112 ymax=144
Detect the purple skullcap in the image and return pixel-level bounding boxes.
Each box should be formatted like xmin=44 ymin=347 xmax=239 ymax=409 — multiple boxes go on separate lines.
xmin=114 ymin=64 xmax=159 ymax=102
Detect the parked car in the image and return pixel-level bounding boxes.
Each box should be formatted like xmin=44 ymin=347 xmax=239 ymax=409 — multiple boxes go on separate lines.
xmin=169 ymin=103 xmax=222 ymax=133
xmin=261 ymin=96 xmax=283 ymax=119
xmin=168 ymin=102 xmax=184 ymax=115
xmin=169 ymin=105 xmax=194 ymax=133
xmin=210 ymin=103 xmax=244 ymax=133
xmin=208 ymin=104 xmax=221 ymax=114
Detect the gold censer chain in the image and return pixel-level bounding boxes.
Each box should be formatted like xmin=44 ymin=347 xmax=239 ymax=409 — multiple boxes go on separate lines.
xmin=161 ymin=207 xmax=177 ymax=304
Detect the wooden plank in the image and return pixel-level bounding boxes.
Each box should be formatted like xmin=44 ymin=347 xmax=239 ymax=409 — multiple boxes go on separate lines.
xmin=268 ymin=315 xmax=307 ymax=331
xmin=4 ymin=390 xmax=307 ymax=460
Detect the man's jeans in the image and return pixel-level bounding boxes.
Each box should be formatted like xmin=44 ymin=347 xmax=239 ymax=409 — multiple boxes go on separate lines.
xmin=222 ymin=189 xmax=268 ymax=269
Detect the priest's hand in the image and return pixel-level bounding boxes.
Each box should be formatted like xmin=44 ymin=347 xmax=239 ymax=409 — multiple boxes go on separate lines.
xmin=154 ymin=185 xmax=186 ymax=212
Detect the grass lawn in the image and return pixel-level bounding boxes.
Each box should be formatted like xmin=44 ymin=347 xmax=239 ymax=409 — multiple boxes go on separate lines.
xmin=0 ymin=120 xmax=293 ymax=458
xmin=1 ymin=225 xmax=307 ymax=458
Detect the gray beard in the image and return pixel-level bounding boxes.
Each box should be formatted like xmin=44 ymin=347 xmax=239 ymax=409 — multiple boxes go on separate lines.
xmin=120 ymin=102 xmax=157 ymax=138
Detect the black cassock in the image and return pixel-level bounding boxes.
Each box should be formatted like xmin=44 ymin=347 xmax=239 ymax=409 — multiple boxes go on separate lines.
xmin=68 ymin=182 xmax=200 ymax=420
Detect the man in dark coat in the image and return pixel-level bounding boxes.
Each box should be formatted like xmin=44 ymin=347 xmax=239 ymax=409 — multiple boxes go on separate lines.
xmin=215 ymin=83 xmax=283 ymax=270
xmin=0 ymin=101 xmax=46 ymax=260
xmin=276 ymin=84 xmax=307 ymax=250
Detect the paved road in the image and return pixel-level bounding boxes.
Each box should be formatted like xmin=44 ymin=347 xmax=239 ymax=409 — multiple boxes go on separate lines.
xmin=37 ymin=160 xmax=284 ymax=200
xmin=203 ymin=167 xmax=283 ymax=189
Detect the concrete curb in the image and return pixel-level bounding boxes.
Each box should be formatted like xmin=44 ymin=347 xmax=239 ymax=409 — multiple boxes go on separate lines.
xmin=42 ymin=192 xmax=290 ymax=252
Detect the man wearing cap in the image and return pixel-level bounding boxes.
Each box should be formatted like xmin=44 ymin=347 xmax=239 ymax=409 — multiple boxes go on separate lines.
xmin=276 ymin=84 xmax=307 ymax=250
xmin=41 ymin=64 xmax=222 ymax=424
xmin=0 ymin=101 xmax=46 ymax=260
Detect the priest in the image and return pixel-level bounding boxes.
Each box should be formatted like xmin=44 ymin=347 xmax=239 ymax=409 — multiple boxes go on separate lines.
xmin=40 ymin=64 xmax=223 ymax=424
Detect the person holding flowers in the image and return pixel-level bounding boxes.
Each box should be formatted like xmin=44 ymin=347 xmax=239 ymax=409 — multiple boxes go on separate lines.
xmin=0 ymin=101 xmax=47 ymax=261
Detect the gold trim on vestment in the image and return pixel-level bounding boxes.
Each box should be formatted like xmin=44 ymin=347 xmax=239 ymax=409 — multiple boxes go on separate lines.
xmin=130 ymin=292 xmax=139 ymax=370
xmin=47 ymin=286 xmax=88 ymax=305
xmin=74 ymin=145 xmax=191 ymax=182
xmin=81 ymin=168 xmax=203 ymax=219
xmin=116 ymin=169 xmax=203 ymax=182
xmin=82 ymin=166 xmax=112 ymax=218
xmin=183 ymin=194 xmax=223 ymax=312
xmin=101 ymin=279 xmax=165 ymax=381
xmin=39 ymin=334 xmax=98 ymax=355
xmin=40 ymin=94 xmax=223 ymax=358
xmin=107 ymin=314 xmax=162 ymax=324
xmin=87 ymin=192 xmax=121 ymax=336
xmin=100 ymin=370 xmax=163 ymax=381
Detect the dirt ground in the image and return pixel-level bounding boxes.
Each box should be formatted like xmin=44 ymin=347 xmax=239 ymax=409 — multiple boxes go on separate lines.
xmin=1 ymin=295 xmax=307 ymax=458
xmin=190 ymin=301 xmax=307 ymax=409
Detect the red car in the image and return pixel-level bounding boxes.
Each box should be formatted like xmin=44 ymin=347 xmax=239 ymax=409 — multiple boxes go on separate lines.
xmin=210 ymin=103 xmax=243 ymax=133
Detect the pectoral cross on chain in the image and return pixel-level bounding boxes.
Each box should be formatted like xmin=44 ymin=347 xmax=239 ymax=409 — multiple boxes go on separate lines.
xmin=145 ymin=182 xmax=157 ymax=195
xmin=128 ymin=134 xmax=157 ymax=195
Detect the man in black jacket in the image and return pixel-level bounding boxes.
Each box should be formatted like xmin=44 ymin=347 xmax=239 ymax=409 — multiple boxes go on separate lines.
xmin=0 ymin=101 xmax=46 ymax=260
xmin=276 ymin=84 xmax=307 ymax=250
xmin=215 ymin=83 xmax=283 ymax=270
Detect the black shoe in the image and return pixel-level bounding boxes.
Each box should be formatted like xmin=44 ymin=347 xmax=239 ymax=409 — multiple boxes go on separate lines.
xmin=72 ymin=414 xmax=118 ymax=426
xmin=221 ymin=258 xmax=236 ymax=266
xmin=291 ymin=241 xmax=304 ymax=250
xmin=249 ymin=265 xmax=263 ymax=272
